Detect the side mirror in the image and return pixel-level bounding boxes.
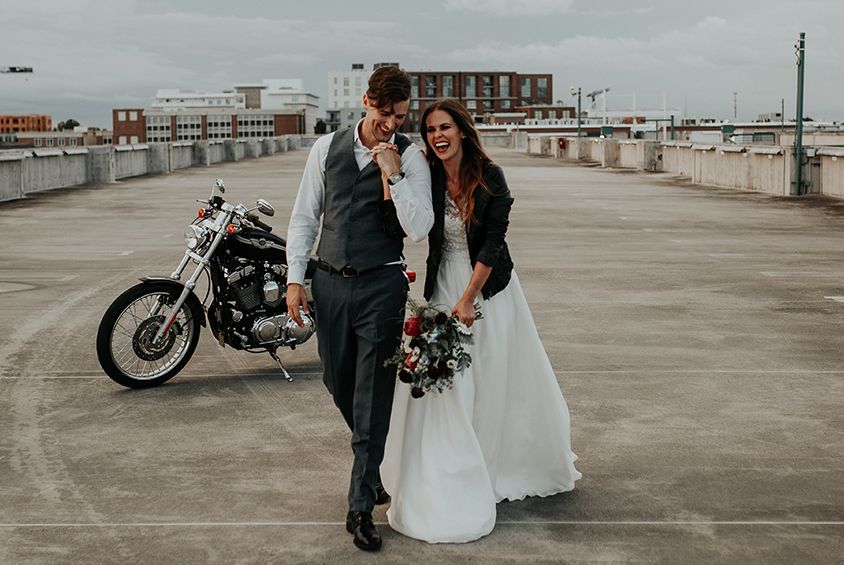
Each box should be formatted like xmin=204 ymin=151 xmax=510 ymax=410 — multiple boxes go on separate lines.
xmin=256 ymin=199 xmax=275 ymax=217
xmin=214 ymin=178 xmax=226 ymax=193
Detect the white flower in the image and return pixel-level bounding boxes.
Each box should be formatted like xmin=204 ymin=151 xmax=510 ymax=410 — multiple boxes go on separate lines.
xmin=446 ymin=359 xmax=457 ymax=369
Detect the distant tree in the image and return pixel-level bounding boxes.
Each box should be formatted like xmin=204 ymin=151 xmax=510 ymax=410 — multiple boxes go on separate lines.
xmin=58 ymin=119 xmax=80 ymax=131
xmin=314 ymin=119 xmax=327 ymax=134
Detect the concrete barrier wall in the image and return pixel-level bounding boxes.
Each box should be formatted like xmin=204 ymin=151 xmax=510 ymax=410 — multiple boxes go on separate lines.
xmin=819 ymin=150 xmax=844 ymax=198
xmin=23 ymin=151 xmax=88 ymax=194
xmin=618 ymin=142 xmax=639 ymax=168
xmin=170 ymin=144 xmax=193 ymax=170
xmin=115 ymin=146 xmax=148 ymax=179
xmin=531 ymin=137 xmax=829 ymax=196
xmin=661 ymin=143 xmax=696 ymax=176
xmin=209 ymin=142 xmax=225 ymax=164
xmin=0 ymin=135 xmax=311 ymax=203
xmin=748 ymin=150 xmax=791 ymax=195
xmin=0 ymin=154 xmax=23 ymax=202
xmin=480 ymin=134 xmax=512 ymax=149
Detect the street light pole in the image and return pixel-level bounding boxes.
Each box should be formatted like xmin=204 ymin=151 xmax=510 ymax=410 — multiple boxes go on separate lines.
xmin=793 ymin=32 xmax=806 ymax=196
xmin=571 ymin=87 xmax=582 ymax=138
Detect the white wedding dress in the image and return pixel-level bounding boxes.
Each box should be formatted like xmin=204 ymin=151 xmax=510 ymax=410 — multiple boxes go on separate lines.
xmin=381 ymin=196 xmax=581 ymax=543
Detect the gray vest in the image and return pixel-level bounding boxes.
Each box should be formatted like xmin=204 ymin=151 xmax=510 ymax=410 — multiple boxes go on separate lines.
xmin=316 ymin=127 xmax=411 ymax=272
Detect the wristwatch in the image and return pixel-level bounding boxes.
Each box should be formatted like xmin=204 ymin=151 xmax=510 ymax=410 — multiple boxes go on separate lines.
xmin=387 ymin=171 xmax=405 ymax=186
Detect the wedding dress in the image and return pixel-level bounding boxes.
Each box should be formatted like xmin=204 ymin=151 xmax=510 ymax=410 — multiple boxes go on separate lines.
xmin=381 ymin=195 xmax=581 ymax=543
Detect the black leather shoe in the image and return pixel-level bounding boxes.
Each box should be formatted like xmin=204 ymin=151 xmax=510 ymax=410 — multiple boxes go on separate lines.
xmin=375 ymin=478 xmax=390 ymax=505
xmin=345 ymin=511 xmax=382 ymax=551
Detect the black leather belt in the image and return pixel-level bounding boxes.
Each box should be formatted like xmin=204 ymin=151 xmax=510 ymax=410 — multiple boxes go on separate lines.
xmin=317 ymin=259 xmax=398 ymax=278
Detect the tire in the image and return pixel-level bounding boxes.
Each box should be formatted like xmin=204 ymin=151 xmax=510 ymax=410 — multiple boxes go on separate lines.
xmin=96 ymin=281 xmax=202 ymax=388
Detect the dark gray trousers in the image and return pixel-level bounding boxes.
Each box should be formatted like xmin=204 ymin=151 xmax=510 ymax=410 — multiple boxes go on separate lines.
xmin=311 ymin=265 xmax=408 ymax=513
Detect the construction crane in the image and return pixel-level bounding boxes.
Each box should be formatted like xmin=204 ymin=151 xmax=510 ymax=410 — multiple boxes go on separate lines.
xmin=1 ymin=66 xmax=33 ymax=73
xmin=586 ymin=87 xmax=610 ymax=107
xmin=586 ymin=87 xmax=611 ymax=124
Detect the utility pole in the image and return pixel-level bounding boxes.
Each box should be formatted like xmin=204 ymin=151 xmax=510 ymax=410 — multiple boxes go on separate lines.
xmin=781 ymin=97 xmax=785 ymax=136
xmin=793 ymin=32 xmax=806 ymax=195
xmin=733 ymin=91 xmax=738 ymax=120
xmin=571 ymin=87 xmax=582 ymax=138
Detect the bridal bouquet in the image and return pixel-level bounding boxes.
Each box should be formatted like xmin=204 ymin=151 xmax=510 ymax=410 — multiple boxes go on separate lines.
xmin=386 ymin=298 xmax=481 ymax=398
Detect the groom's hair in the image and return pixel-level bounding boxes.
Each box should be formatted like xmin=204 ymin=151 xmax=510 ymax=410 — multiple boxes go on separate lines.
xmin=366 ymin=66 xmax=411 ymax=109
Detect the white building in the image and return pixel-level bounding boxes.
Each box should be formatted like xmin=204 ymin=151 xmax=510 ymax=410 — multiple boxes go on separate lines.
xmin=151 ymin=89 xmax=245 ymax=110
xmin=326 ymin=63 xmax=371 ymax=131
xmin=233 ymin=79 xmax=321 ymax=134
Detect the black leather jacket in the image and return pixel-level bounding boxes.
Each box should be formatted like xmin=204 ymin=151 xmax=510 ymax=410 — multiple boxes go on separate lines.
xmin=423 ymin=163 xmax=514 ymax=301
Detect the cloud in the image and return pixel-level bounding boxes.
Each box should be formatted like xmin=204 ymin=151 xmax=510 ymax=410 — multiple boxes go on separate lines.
xmin=443 ymin=0 xmax=574 ymax=16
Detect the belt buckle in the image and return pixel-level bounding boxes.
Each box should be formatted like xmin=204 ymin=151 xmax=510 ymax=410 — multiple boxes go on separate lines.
xmin=339 ymin=266 xmax=358 ymax=278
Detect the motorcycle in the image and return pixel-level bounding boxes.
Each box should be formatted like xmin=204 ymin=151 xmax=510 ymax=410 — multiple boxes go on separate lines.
xmin=96 ymin=178 xmax=317 ymax=388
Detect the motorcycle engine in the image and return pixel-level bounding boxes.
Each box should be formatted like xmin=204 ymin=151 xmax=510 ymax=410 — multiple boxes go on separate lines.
xmin=251 ymin=311 xmax=316 ymax=345
xmin=222 ymin=260 xmax=316 ymax=348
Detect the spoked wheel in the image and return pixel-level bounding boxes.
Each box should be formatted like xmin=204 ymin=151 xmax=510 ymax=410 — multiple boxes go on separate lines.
xmin=96 ymin=281 xmax=202 ymax=388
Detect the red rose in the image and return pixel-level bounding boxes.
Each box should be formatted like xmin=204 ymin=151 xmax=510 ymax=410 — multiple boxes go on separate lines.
xmin=405 ymin=353 xmax=417 ymax=370
xmin=404 ymin=316 xmax=422 ymax=336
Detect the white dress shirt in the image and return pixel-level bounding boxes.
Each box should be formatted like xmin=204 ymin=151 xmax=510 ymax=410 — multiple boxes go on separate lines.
xmin=285 ymin=120 xmax=434 ymax=285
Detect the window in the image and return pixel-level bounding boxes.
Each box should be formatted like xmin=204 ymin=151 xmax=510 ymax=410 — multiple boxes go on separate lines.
xmin=118 ymin=111 xmax=126 ymax=121
xmin=499 ymin=75 xmax=510 ymax=97
xmin=69 ymin=138 xmax=77 ymax=146
xmin=537 ymin=77 xmax=548 ymax=100
xmin=344 ymin=88 xmax=349 ymax=96
xmin=119 ymin=136 xmax=127 ymax=145
xmin=465 ymin=75 xmax=476 ymax=98
xmin=482 ymin=75 xmax=493 ymax=98
xmin=442 ymin=75 xmax=454 ymax=97
xmin=466 ymin=100 xmax=477 ymax=110
xmin=410 ymin=75 xmax=419 ymax=98
xmin=355 ymin=76 xmax=362 ymax=86
xmin=536 ymin=111 xmax=543 ymax=120
xmin=424 ymin=75 xmax=436 ymax=98
xmin=130 ymin=136 xmax=139 ymax=144
xmin=129 ymin=111 xmax=138 ymax=121
xmin=34 ymin=138 xmax=42 ymax=147
xmin=410 ymin=100 xmax=419 ymax=110
xmin=549 ymin=109 xmax=556 ymax=119
xmin=501 ymin=99 xmax=511 ymax=109
xmin=483 ymin=100 xmax=493 ymax=111
xmin=58 ymin=138 xmax=65 ymax=146
xmin=521 ymin=77 xmax=531 ymax=98
xmin=343 ymin=77 xmax=349 ymax=87
xmin=46 ymin=138 xmax=53 ymax=146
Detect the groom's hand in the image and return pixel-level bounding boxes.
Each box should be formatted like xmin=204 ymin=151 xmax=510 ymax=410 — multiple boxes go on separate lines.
xmin=286 ymin=283 xmax=309 ymax=327
xmin=371 ymin=143 xmax=401 ymax=177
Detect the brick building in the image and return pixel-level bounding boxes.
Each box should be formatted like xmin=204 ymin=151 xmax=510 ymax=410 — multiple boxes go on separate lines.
xmin=112 ymin=108 xmax=306 ymax=145
xmin=0 ymin=114 xmax=52 ymax=134
xmin=404 ymin=71 xmax=554 ymax=131
xmin=14 ymin=128 xmax=112 ymax=148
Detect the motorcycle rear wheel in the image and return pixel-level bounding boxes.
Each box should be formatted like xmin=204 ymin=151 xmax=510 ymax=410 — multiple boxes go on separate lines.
xmin=96 ymin=281 xmax=202 ymax=388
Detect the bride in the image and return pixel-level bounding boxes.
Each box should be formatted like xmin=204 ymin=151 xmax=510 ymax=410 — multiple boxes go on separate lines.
xmin=381 ymin=98 xmax=581 ymax=543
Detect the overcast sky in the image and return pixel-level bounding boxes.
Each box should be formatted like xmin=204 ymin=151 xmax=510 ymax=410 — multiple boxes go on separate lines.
xmin=2 ymin=0 xmax=842 ymax=128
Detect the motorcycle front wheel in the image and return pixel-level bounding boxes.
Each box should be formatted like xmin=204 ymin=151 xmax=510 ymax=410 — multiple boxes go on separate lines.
xmin=96 ymin=281 xmax=202 ymax=388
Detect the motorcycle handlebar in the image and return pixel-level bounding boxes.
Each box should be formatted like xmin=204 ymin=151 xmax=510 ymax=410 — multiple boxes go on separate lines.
xmin=247 ymin=214 xmax=273 ymax=233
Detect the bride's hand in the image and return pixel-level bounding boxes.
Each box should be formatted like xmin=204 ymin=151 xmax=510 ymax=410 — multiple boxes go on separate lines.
xmin=452 ymin=298 xmax=476 ymax=327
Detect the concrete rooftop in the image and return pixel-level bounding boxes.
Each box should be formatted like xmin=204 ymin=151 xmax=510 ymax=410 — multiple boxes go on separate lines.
xmin=0 ymin=148 xmax=842 ymax=563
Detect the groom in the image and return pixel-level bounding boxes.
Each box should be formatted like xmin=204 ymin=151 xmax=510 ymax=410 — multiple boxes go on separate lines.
xmin=285 ymin=66 xmax=433 ymax=551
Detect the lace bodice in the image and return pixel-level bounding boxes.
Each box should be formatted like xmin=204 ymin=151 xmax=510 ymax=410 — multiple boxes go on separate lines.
xmin=442 ymin=195 xmax=470 ymax=261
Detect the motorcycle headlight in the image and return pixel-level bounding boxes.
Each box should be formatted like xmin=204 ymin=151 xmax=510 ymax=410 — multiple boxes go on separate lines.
xmin=184 ymin=224 xmax=207 ymax=250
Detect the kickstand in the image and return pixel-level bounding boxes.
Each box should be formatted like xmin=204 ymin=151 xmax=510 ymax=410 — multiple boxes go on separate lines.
xmin=268 ymin=350 xmax=294 ymax=382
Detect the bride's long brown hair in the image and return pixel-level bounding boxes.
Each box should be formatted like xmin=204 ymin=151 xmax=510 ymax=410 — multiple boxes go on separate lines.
xmin=420 ymin=98 xmax=492 ymax=226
